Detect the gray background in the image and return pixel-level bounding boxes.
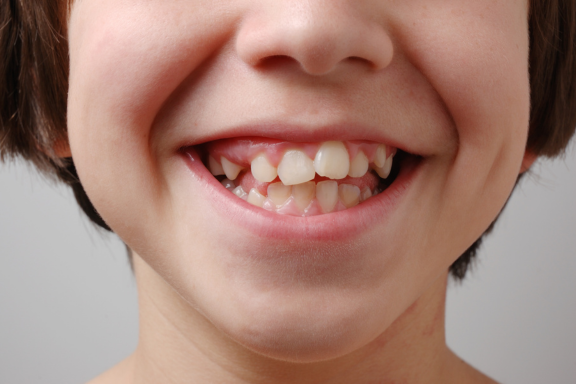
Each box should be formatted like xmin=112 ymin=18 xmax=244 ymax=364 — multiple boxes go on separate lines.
xmin=1 ymin=146 xmax=575 ymax=384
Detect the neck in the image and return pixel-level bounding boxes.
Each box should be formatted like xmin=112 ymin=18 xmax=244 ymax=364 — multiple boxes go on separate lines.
xmin=128 ymin=254 xmax=456 ymax=384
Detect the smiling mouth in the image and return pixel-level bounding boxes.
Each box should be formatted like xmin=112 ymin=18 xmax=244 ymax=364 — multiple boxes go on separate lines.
xmin=189 ymin=137 xmax=411 ymax=217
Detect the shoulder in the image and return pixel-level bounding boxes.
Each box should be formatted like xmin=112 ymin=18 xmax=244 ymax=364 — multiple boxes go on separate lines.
xmin=86 ymin=356 xmax=134 ymax=384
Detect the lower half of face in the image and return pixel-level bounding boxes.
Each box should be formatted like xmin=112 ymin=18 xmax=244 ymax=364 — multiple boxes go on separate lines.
xmin=66 ymin=0 xmax=530 ymax=361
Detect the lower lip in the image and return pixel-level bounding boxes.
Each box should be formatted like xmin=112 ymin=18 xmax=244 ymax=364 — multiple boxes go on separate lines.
xmin=182 ymin=149 xmax=420 ymax=242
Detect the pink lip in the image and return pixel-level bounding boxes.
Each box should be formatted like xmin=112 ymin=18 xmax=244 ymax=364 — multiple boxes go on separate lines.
xmin=181 ymin=146 xmax=421 ymax=242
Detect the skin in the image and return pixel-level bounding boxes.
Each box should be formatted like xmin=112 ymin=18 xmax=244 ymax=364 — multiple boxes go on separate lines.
xmin=63 ymin=0 xmax=533 ymax=382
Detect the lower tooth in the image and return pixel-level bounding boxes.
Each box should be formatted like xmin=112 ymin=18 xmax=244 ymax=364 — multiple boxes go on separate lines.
xmin=338 ymin=184 xmax=361 ymax=208
xmin=233 ymin=186 xmax=248 ymax=200
xmin=361 ymin=187 xmax=372 ymax=202
xmin=267 ymin=182 xmax=292 ymax=206
xmin=292 ymin=181 xmax=315 ymax=211
xmin=221 ymin=178 xmax=236 ymax=191
xmin=316 ymin=180 xmax=338 ymax=213
xmin=247 ymin=188 xmax=266 ymax=207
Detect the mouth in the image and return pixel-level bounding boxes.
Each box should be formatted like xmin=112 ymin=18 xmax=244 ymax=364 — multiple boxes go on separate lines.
xmin=179 ymin=133 xmax=422 ymax=240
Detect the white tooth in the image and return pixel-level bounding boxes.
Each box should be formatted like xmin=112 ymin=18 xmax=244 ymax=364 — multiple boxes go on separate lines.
xmin=338 ymin=184 xmax=361 ymax=208
xmin=277 ymin=150 xmax=315 ymax=185
xmin=314 ymin=141 xmax=350 ymax=179
xmin=221 ymin=157 xmax=244 ymax=180
xmin=233 ymin=186 xmax=248 ymax=200
xmin=267 ymin=182 xmax=292 ymax=206
xmin=221 ymin=178 xmax=236 ymax=191
xmin=292 ymin=181 xmax=315 ymax=211
xmin=361 ymin=187 xmax=372 ymax=202
xmin=208 ymin=155 xmax=225 ymax=176
xmin=348 ymin=151 xmax=369 ymax=178
xmin=316 ymin=180 xmax=338 ymax=213
xmin=251 ymin=154 xmax=278 ymax=183
xmin=374 ymin=154 xmax=393 ymax=179
xmin=247 ymin=188 xmax=266 ymax=207
xmin=374 ymin=144 xmax=387 ymax=168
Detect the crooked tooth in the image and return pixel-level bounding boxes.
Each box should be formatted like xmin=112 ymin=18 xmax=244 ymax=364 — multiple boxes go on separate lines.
xmin=208 ymin=155 xmax=225 ymax=176
xmin=221 ymin=157 xmax=244 ymax=180
xmin=374 ymin=144 xmax=387 ymax=168
xmin=361 ymin=187 xmax=372 ymax=202
xmin=277 ymin=150 xmax=315 ymax=185
xmin=348 ymin=151 xmax=369 ymax=178
xmin=374 ymin=154 xmax=393 ymax=179
xmin=251 ymin=153 xmax=278 ymax=183
xmin=316 ymin=180 xmax=338 ymax=213
xmin=292 ymin=181 xmax=315 ymax=211
xmin=247 ymin=188 xmax=266 ymax=207
xmin=267 ymin=182 xmax=292 ymax=206
xmin=314 ymin=141 xmax=350 ymax=179
xmin=221 ymin=178 xmax=236 ymax=191
xmin=338 ymin=184 xmax=361 ymax=208
xmin=233 ymin=186 xmax=248 ymax=200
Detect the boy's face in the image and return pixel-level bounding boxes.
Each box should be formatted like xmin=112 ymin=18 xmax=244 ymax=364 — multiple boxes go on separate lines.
xmin=67 ymin=0 xmax=530 ymax=360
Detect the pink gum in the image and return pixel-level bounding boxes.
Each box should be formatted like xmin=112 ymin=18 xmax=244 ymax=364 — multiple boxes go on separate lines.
xmin=202 ymin=137 xmax=396 ymax=167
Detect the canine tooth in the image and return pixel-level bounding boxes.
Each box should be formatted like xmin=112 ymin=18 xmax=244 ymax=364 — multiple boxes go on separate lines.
xmin=221 ymin=157 xmax=244 ymax=180
xmin=361 ymin=187 xmax=372 ymax=201
xmin=251 ymin=154 xmax=278 ymax=183
xmin=374 ymin=154 xmax=393 ymax=179
xmin=247 ymin=188 xmax=266 ymax=207
xmin=292 ymin=181 xmax=315 ymax=211
xmin=348 ymin=151 xmax=369 ymax=177
xmin=374 ymin=144 xmax=387 ymax=168
xmin=338 ymin=184 xmax=361 ymax=208
xmin=314 ymin=141 xmax=350 ymax=179
xmin=221 ymin=178 xmax=236 ymax=191
xmin=267 ymin=182 xmax=292 ymax=206
xmin=316 ymin=180 xmax=338 ymax=213
xmin=233 ymin=186 xmax=248 ymax=200
xmin=208 ymin=156 xmax=225 ymax=176
xmin=277 ymin=150 xmax=315 ymax=185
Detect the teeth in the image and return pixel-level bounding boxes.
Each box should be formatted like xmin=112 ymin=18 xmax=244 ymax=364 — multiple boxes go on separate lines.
xmin=251 ymin=153 xmax=278 ymax=183
xmin=316 ymin=180 xmax=338 ymax=213
xmin=292 ymin=181 xmax=315 ymax=211
xmin=313 ymin=141 xmax=350 ymax=180
xmin=348 ymin=151 xmax=369 ymax=178
xmin=221 ymin=157 xmax=244 ymax=180
xmin=373 ymin=144 xmax=387 ymax=168
xmin=267 ymin=182 xmax=292 ymax=206
xmin=277 ymin=150 xmax=315 ymax=185
xmin=232 ymin=186 xmax=248 ymax=200
xmin=247 ymin=188 xmax=266 ymax=207
xmin=338 ymin=184 xmax=361 ymax=208
xmin=208 ymin=156 xmax=225 ymax=176
xmin=361 ymin=187 xmax=372 ymax=202
xmin=221 ymin=178 xmax=236 ymax=191
xmin=373 ymin=154 xmax=393 ymax=179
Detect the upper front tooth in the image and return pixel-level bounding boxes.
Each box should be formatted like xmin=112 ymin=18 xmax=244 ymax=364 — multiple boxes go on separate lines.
xmin=374 ymin=154 xmax=393 ymax=179
xmin=208 ymin=156 xmax=225 ymax=176
xmin=251 ymin=153 xmax=278 ymax=183
xmin=277 ymin=150 xmax=315 ymax=185
xmin=314 ymin=141 xmax=350 ymax=179
xmin=221 ymin=157 xmax=244 ymax=180
xmin=338 ymin=184 xmax=361 ymax=208
xmin=348 ymin=151 xmax=369 ymax=178
xmin=374 ymin=144 xmax=387 ymax=168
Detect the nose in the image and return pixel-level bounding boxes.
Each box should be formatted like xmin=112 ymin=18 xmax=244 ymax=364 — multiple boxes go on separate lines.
xmin=235 ymin=1 xmax=394 ymax=76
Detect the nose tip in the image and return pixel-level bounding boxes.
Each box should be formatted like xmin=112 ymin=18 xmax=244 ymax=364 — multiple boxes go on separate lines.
xmin=236 ymin=3 xmax=394 ymax=76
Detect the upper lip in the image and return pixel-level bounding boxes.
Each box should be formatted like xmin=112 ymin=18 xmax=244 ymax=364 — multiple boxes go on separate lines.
xmin=176 ymin=121 xmax=425 ymax=157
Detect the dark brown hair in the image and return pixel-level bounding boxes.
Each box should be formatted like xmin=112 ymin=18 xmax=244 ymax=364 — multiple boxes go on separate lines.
xmin=1 ymin=0 xmax=575 ymax=279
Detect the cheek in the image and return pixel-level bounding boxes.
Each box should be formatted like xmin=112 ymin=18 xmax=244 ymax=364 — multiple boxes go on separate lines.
xmin=66 ymin=1 xmax=237 ymax=237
